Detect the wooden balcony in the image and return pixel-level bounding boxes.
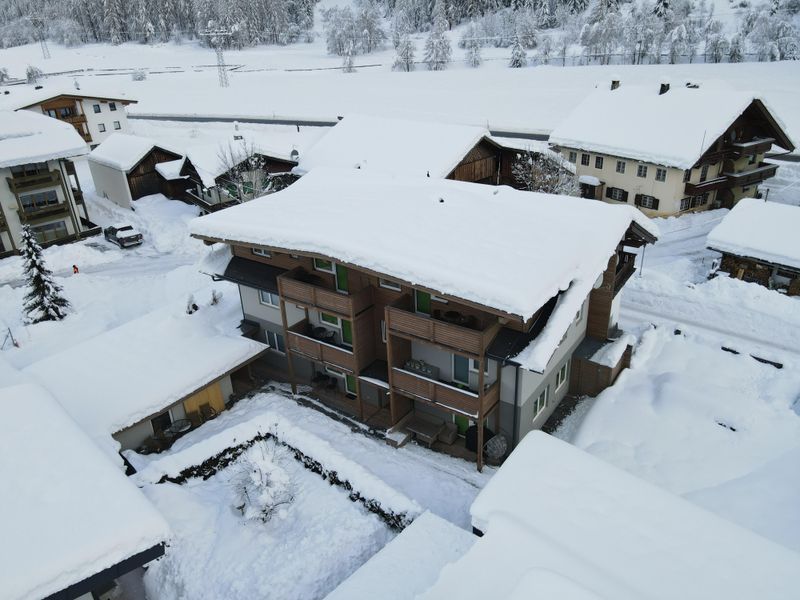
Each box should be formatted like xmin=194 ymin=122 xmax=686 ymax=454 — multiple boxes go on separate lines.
xmin=385 ymin=299 xmax=501 ymax=357
xmin=278 ymin=268 xmax=373 ymax=319
xmin=286 ymin=320 xmax=357 ymax=372
xmin=7 ymin=170 xmax=61 ymax=193
xmin=613 ymin=252 xmax=637 ymax=294
xmin=19 ymin=202 xmax=71 ymax=222
xmin=724 ymin=163 xmax=778 ymax=186
xmin=684 ymin=176 xmax=728 ymax=196
xmin=731 ymin=137 xmax=774 ymax=155
xmin=392 ymin=367 xmax=499 ymax=419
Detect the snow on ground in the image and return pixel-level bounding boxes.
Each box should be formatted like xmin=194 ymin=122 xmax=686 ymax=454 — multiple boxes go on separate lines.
xmin=141 ymin=438 xmax=393 ymax=600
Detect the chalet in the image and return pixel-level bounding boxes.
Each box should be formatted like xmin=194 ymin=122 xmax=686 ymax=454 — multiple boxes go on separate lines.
xmin=0 ymin=381 xmax=170 ymax=600
xmin=189 ymin=168 xmax=657 ymax=470
xmin=327 ymin=432 xmax=800 ymax=599
xmin=23 ymin=300 xmax=267 ymax=456
xmin=549 ymin=82 xmax=794 ymax=217
xmin=88 ymin=133 xmax=183 ymax=209
xmin=707 ymin=198 xmax=800 ymax=295
xmin=0 ymin=85 xmax=137 ymax=147
xmin=294 ymin=114 xmax=515 ymax=185
xmin=0 ymin=111 xmax=98 ymax=259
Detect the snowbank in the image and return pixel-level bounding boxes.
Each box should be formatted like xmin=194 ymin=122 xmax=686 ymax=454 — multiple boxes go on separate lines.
xmin=0 ymin=110 xmax=87 ymax=167
xmin=589 ymin=334 xmax=634 ymax=367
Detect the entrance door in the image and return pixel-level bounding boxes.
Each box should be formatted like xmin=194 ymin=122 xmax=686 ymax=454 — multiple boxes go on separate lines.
xmin=335 ymin=264 xmax=349 ymax=293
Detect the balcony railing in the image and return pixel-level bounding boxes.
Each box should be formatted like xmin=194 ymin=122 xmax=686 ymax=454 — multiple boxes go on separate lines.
xmin=724 ymin=163 xmax=778 ymax=186
xmin=278 ymin=268 xmax=373 ymax=319
xmin=731 ymin=137 xmax=774 ymax=154
xmin=684 ymin=176 xmax=728 ymax=196
xmin=7 ymin=170 xmax=61 ymax=193
xmin=613 ymin=252 xmax=637 ymax=294
xmin=20 ymin=202 xmax=70 ymax=222
xmin=286 ymin=319 xmax=357 ymax=372
xmin=391 ymin=367 xmax=499 ymax=418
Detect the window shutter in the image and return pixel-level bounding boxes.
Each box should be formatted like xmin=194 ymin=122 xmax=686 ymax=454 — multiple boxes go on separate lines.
xmin=652 ymin=198 xmax=660 ymax=210
xmin=605 ymin=187 xmax=614 ymax=199
xmin=634 ymin=194 xmax=642 ymax=206
xmin=622 ymin=191 xmax=629 ymax=203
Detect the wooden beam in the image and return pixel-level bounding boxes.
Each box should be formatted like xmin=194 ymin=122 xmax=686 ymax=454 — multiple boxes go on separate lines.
xmin=279 ymin=297 xmax=297 ymax=395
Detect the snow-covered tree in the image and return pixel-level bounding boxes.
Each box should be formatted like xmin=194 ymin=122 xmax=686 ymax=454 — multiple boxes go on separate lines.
xmin=102 ymin=0 xmax=126 ymax=44
xmin=512 ymin=150 xmax=579 ymax=195
xmin=668 ymin=23 xmax=688 ymax=63
xmin=728 ymin=32 xmax=744 ymax=62
xmin=423 ymin=5 xmax=452 ymax=70
xmin=509 ymin=35 xmax=528 ymax=66
xmin=25 ymin=65 xmax=42 ymax=83
xmin=704 ymin=31 xmax=728 ymax=62
xmin=355 ymin=0 xmax=386 ymax=53
xmin=342 ymin=41 xmax=356 ymax=72
xmin=233 ymin=442 xmax=294 ymax=523
xmin=21 ymin=226 xmax=70 ymax=324
xmin=393 ymin=33 xmax=416 ymax=70
xmin=654 ymin=0 xmax=670 ymax=18
xmin=539 ymin=34 xmax=553 ymax=63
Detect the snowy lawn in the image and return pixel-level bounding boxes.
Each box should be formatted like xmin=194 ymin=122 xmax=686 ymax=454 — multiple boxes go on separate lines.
xmin=559 ymin=326 xmax=800 ymax=553
xmin=141 ymin=438 xmax=394 ymax=600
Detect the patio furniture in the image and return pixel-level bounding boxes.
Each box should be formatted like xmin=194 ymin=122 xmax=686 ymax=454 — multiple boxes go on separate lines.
xmin=187 ymin=410 xmax=203 ymax=428
xmin=164 ymin=419 xmax=192 ymax=438
xmin=442 ymin=310 xmax=469 ymax=326
xmin=404 ymin=358 xmax=439 ymax=380
xmin=312 ymin=326 xmax=327 ymax=339
xmin=199 ymin=403 xmax=218 ymax=422
xmin=438 ymin=422 xmax=458 ymax=445
xmin=406 ymin=415 xmax=445 ymax=448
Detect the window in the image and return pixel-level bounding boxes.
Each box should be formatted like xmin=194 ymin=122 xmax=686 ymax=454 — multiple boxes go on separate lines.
xmin=265 ymin=330 xmax=285 ymax=353
xmin=555 ymin=360 xmax=569 ymax=390
xmin=533 ymin=386 xmax=549 ymax=420
xmin=97 ymin=123 xmax=106 ymax=133
xmin=109 ymin=102 xmax=117 ymax=111
xmin=616 ymin=160 xmax=626 ymax=174
xmin=470 ymin=359 xmax=489 ymax=375
xmin=594 ymin=156 xmax=604 ymax=169
xmin=11 ymin=162 xmax=48 ymax=177
xmin=150 ymin=410 xmax=173 ymax=435
xmin=20 ymin=189 xmax=59 ymax=213
xmin=608 ymin=187 xmax=626 ymax=202
xmin=31 ymin=221 xmax=68 ymax=244
xmin=259 ymin=290 xmax=280 ymax=307
xmin=636 ymin=164 xmax=648 ymax=178
xmin=683 ymin=169 xmax=691 ymax=183
xmin=252 ymin=248 xmax=271 ymax=258
xmin=748 ymin=154 xmax=757 ymax=165
xmin=680 ymin=197 xmax=691 ymax=211
xmin=313 ymin=258 xmax=335 ymax=273
xmin=655 ymin=168 xmax=667 ymax=182
xmin=113 ymin=121 xmax=121 ymax=130
xmin=415 ymin=290 xmax=431 ymax=315
xmin=380 ymin=320 xmax=387 ymax=343
xmin=699 ymin=165 xmax=709 ymax=182
xmin=638 ymin=194 xmax=658 ymax=209
xmin=92 ymin=104 xmax=101 ymax=113
xmin=580 ymin=153 xmax=590 ymax=166
xmin=568 ymin=151 xmax=577 ymax=163
xmin=453 ymin=355 xmax=470 ymax=386
xmin=320 ymin=312 xmax=340 ymax=328
xmin=379 ymin=278 xmax=401 ymax=292
xmin=46 ymin=109 xmax=57 ymax=118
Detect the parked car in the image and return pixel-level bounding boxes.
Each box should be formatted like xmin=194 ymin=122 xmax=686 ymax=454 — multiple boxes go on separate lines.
xmin=104 ymin=225 xmax=143 ymax=248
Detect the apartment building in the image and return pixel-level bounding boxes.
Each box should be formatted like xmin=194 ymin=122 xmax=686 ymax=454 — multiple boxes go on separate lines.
xmin=549 ymin=82 xmax=794 ymax=217
xmin=0 ymin=85 xmax=137 ymax=147
xmin=190 ymin=168 xmax=656 ymax=468
xmin=0 ymin=111 xmax=97 ymax=258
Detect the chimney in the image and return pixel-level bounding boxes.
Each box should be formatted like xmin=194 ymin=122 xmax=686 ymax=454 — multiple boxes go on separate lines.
xmin=611 ymin=79 xmax=620 ymax=91
xmin=659 ymin=82 xmax=670 ymax=95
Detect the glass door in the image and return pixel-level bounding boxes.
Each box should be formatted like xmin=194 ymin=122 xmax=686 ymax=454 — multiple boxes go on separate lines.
xmin=452 ymin=354 xmax=469 ymax=386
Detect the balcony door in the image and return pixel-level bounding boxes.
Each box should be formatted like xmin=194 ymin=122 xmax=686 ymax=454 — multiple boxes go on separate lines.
xmin=452 ymin=354 xmax=469 ymax=386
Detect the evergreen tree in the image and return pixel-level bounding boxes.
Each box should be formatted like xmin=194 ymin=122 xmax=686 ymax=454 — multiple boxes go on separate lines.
xmin=393 ymin=33 xmax=416 ymax=70
xmin=728 ymin=33 xmax=744 ymax=62
xmin=509 ymin=35 xmax=528 ymax=66
xmin=463 ymin=21 xmax=483 ymax=66
xmin=20 ymin=226 xmax=70 ymax=324
xmin=654 ymin=0 xmax=669 ymax=18
xmin=103 ymin=0 xmax=125 ymax=44
xmin=423 ymin=5 xmax=452 ymax=70
xmin=342 ymin=41 xmax=356 ymax=72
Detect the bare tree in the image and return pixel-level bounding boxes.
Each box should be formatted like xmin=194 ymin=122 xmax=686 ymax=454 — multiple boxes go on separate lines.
xmin=512 ymin=150 xmax=580 ymax=196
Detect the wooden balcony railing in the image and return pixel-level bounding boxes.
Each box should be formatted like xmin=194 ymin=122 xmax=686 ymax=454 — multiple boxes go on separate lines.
xmin=684 ymin=176 xmax=728 ymax=196
xmin=385 ymin=300 xmax=500 ymax=357
xmin=278 ymin=268 xmax=373 ymax=319
xmin=286 ymin=320 xmax=357 ymax=372
xmin=723 ymin=163 xmax=778 ymax=186
xmin=613 ymin=252 xmax=637 ymax=294
xmin=731 ymin=137 xmax=774 ymax=154
xmin=7 ymin=170 xmax=61 ymax=193
xmin=391 ymin=367 xmax=500 ymax=419
xmin=20 ymin=202 xmax=70 ymax=222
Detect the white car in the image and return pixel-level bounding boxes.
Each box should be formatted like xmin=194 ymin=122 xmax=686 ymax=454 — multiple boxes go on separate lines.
xmin=104 ymin=225 xmax=143 ymax=248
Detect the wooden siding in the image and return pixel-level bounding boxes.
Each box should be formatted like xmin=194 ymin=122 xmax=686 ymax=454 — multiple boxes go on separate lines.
xmin=392 ymin=368 xmax=482 ymax=418
xmin=570 ymin=344 xmax=632 ymax=397
xmin=278 ymin=268 xmax=374 ymax=319
xmin=286 ymin=320 xmax=357 ymax=371
xmin=127 ymin=147 xmax=183 ymax=201
xmin=586 ymin=254 xmax=618 ymax=340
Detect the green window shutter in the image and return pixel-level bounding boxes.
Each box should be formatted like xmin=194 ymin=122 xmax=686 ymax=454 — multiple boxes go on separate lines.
xmin=335 ymin=264 xmax=349 ymax=292
xmin=415 ymin=290 xmax=431 ymax=315
xmin=320 ymin=313 xmax=338 ymax=325
xmin=454 ymin=414 xmax=470 ymax=435
xmin=345 ymin=374 xmax=357 ymax=395
xmin=341 ymin=319 xmax=353 ymax=345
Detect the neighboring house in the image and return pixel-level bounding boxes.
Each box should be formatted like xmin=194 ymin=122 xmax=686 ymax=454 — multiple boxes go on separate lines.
xmin=707 ymin=197 xmax=800 ymax=295
xmin=0 ymin=85 xmax=137 ymax=147
xmin=23 ymin=301 xmax=267 ymax=455
xmin=88 ymin=133 xmax=183 ymax=209
xmin=0 ymin=382 xmax=169 ymax=600
xmin=328 ymin=431 xmax=800 ymax=599
xmin=0 ymin=111 xmax=98 ymax=258
xmin=294 ymin=114 xmax=512 ymax=185
xmin=190 ymin=168 xmax=657 ymax=470
xmin=549 ymin=82 xmax=794 ymax=217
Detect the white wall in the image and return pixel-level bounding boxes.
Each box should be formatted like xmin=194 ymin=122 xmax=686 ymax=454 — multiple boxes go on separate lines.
xmin=79 ymin=99 xmax=132 ymax=146
xmin=88 ymin=158 xmax=133 ymax=209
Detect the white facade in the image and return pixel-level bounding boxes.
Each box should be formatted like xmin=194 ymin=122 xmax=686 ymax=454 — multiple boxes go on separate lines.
xmin=22 ymin=95 xmax=134 ymax=147
xmin=88 ymin=157 xmax=134 ymax=209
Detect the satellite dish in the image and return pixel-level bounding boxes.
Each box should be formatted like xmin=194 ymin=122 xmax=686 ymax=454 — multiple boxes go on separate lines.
xmin=290 ymin=149 xmax=299 ymax=161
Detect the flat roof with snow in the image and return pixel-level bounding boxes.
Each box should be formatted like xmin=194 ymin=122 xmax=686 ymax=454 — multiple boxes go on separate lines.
xmin=191 ymin=168 xmax=656 ymax=325
xmin=549 ymin=85 xmax=794 ymax=169
xmin=89 ymin=132 xmax=179 ymax=172
xmin=422 ymin=431 xmax=800 ymax=600
xmin=0 ymin=110 xmax=88 ymax=168
xmin=707 ymin=198 xmax=800 ymax=270
xmin=23 ymin=301 xmax=267 ymax=442
xmin=294 ymin=114 xmax=490 ymax=177
xmin=0 ymin=383 xmax=169 ymax=600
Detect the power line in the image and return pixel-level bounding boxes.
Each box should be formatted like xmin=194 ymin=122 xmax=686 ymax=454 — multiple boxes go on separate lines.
xmin=199 ymin=29 xmax=233 ymax=88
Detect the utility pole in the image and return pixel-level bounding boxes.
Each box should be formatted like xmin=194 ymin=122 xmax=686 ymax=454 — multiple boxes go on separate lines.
xmin=200 ymin=28 xmax=232 ymax=88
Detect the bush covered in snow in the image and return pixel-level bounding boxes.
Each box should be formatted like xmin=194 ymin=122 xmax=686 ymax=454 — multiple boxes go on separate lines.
xmin=512 ymin=150 xmax=579 ymax=196
xmin=233 ymin=442 xmax=295 ymax=523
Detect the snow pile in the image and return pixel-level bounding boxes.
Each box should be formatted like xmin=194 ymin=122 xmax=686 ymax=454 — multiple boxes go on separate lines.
xmin=190 ymin=167 xmax=657 ymax=327
xmin=155 ymin=157 xmax=186 ymax=180
xmin=325 ymin=511 xmax=475 ymax=600
xmin=569 ymin=327 xmax=800 ymax=551
xmin=419 ymin=431 xmax=800 ymax=600
xmin=88 ymin=132 xmax=175 ymax=171
xmin=0 ymin=110 xmax=87 ymax=167
xmin=232 ymin=443 xmax=295 ymax=523
xmin=706 ymin=197 xmax=800 ymax=269
xmin=549 ymin=86 xmax=793 ymax=169
xmin=294 ymin=114 xmax=489 ymax=178
xmin=0 ymin=383 xmax=169 ymax=600
xmin=589 ymin=333 xmax=634 ymax=367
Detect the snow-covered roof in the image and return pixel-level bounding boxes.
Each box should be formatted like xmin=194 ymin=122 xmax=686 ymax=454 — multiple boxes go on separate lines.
xmin=190 ymin=168 xmax=656 ymax=328
xmin=0 ymin=83 xmax=136 ymax=111
xmin=88 ymin=133 xmax=179 ymax=172
xmin=421 ymin=431 xmax=800 ymax=600
xmin=325 ymin=511 xmax=475 ymax=600
xmin=155 ymin=157 xmax=187 ymax=180
xmin=0 ymin=383 xmax=169 ymax=600
xmin=549 ymin=85 xmax=794 ymax=169
xmin=707 ymin=198 xmax=800 ymax=270
xmin=294 ymin=114 xmax=490 ymax=178
xmin=23 ymin=300 xmax=267 ymax=444
xmin=0 ymin=110 xmax=88 ymax=168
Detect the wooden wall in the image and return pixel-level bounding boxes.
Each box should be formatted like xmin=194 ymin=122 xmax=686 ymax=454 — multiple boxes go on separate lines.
xmin=569 ymin=344 xmax=632 ymax=397
xmin=586 ymin=254 xmax=618 ymax=340
xmin=128 ymin=147 xmax=183 ymax=201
